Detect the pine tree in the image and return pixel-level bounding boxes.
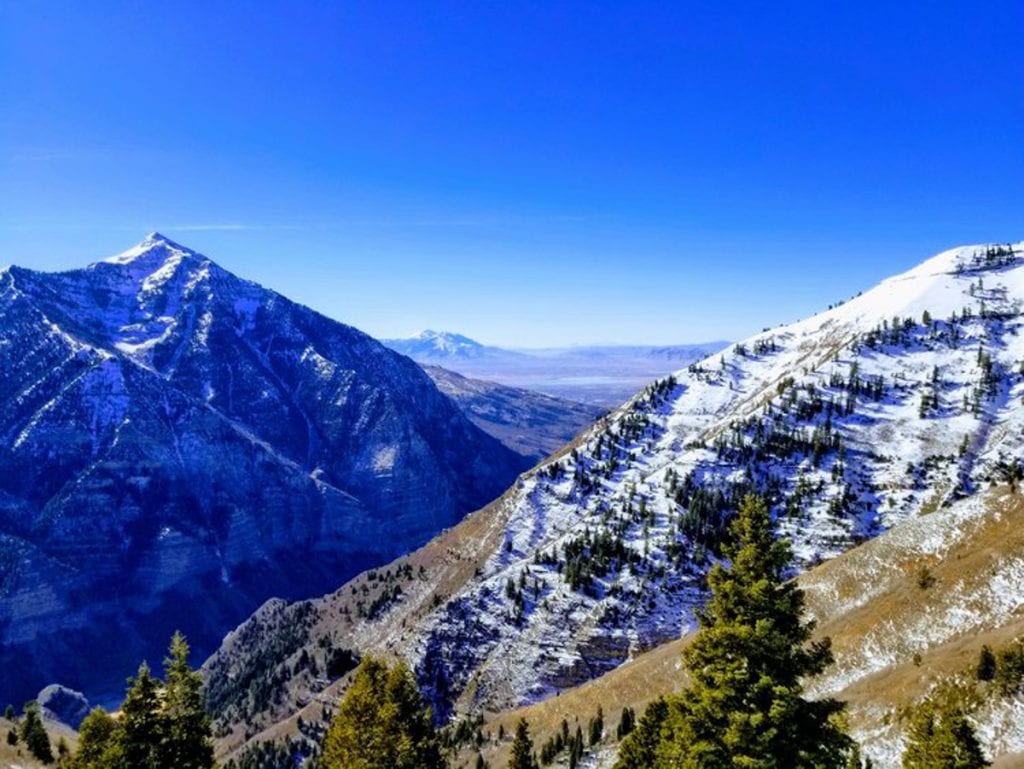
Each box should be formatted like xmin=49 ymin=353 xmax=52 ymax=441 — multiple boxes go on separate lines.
xmin=976 ymin=646 xmax=997 ymax=682
xmin=902 ymin=697 xmax=989 ymax=768
xmin=69 ymin=707 xmax=123 ymax=769
xmin=160 ymin=632 xmax=214 ymax=769
xmin=613 ymin=698 xmax=669 ymax=769
xmin=509 ymin=719 xmax=538 ymax=769
xmin=120 ymin=662 xmax=162 ymax=769
xmin=320 ymin=656 xmax=445 ymax=769
xmin=658 ymin=494 xmax=852 ymax=767
xmin=19 ymin=701 xmax=53 ymax=763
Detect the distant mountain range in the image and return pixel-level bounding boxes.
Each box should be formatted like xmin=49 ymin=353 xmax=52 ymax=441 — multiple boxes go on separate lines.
xmin=422 ymin=365 xmax=604 ymax=462
xmin=383 ymin=331 xmax=728 ymax=406
xmin=0 ymin=234 xmax=528 ymax=707
xmin=210 ymin=240 xmax=1024 ymax=767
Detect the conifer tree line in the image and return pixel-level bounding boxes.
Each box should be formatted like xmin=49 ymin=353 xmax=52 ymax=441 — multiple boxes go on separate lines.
xmin=57 ymin=632 xmax=214 ymax=769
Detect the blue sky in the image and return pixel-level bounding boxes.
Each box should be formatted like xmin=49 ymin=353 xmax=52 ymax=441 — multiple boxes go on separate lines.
xmin=1 ymin=2 xmax=1021 ymax=347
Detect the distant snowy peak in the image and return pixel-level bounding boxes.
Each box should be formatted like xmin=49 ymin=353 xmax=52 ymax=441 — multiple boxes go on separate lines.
xmin=384 ymin=329 xmax=517 ymax=360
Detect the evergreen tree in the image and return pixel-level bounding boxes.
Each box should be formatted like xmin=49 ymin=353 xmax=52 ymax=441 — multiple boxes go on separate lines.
xmin=616 ymin=706 xmax=636 ymax=740
xmin=161 ymin=632 xmax=215 ymax=769
xmin=509 ymin=719 xmax=537 ymax=769
xmin=976 ymin=646 xmax=997 ymax=682
xmin=588 ymin=706 xmax=604 ymax=746
xmin=658 ymin=494 xmax=852 ymax=768
xmin=120 ymin=662 xmax=162 ymax=769
xmin=320 ymin=656 xmax=445 ymax=769
xmin=68 ymin=707 xmax=123 ymax=769
xmin=20 ymin=701 xmax=53 ymax=763
xmin=902 ymin=697 xmax=988 ymax=768
xmin=3 ymin=703 xmax=14 ymax=720
xmin=613 ymin=698 xmax=668 ymax=769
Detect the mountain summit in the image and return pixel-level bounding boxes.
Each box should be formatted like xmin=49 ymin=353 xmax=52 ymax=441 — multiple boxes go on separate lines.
xmin=384 ymin=329 xmax=515 ymax=360
xmin=0 ymin=235 xmax=527 ymax=706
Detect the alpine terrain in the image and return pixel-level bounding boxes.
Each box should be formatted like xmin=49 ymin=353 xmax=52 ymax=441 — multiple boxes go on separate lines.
xmin=0 ymin=234 xmax=528 ymax=707
xmin=206 ymin=241 xmax=1024 ymax=767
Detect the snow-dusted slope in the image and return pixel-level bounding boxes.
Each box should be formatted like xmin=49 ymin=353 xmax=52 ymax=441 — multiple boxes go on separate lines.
xmin=205 ymin=241 xmax=1024 ymax=744
xmin=0 ymin=234 xmax=527 ymax=707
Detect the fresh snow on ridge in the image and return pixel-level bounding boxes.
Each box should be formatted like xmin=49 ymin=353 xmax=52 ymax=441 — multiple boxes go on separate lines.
xmin=360 ymin=241 xmax=1024 ymax=715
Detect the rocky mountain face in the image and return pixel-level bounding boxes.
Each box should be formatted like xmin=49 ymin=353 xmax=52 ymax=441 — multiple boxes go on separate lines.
xmin=204 ymin=241 xmax=1024 ymax=764
xmin=422 ymin=365 xmax=604 ymax=462
xmin=0 ymin=234 xmax=528 ymax=707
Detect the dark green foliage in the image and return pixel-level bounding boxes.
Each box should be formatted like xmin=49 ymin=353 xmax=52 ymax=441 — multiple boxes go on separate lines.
xmin=509 ymin=719 xmax=538 ymax=769
xmin=67 ymin=707 xmax=122 ymax=769
xmin=588 ymin=706 xmax=604 ymax=746
xmin=902 ymin=697 xmax=989 ymax=768
xmin=320 ymin=656 xmax=444 ymax=769
xmin=994 ymin=640 xmax=1024 ymax=696
xmin=976 ymin=646 xmax=997 ymax=682
xmin=3 ymin=703 xmax=14 ymax=720
xmin=162 ymin=632 xmax=215 ymax=769
xmin=6 ymin=728 xmax=17 ymax=746
xmin=616 ymin=706 xmax=636 ymax=740
xmin=65 ymin=633 xmax=214 ymax=769
xmin=121 ymin=662 xmax=162 ymax=769
xmin=643 ymin=495 xmax=852 ymax=767
xmin=613 ymin=698 xmax=669 ymax=769
xmin=20 ymin=701 xmax=53 ymax=764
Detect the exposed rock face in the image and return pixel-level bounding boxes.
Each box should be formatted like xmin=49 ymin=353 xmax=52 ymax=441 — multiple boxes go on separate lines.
xmin=0 ymin=234 xmax=528 ymax=706
xmin=37 ymin=684 xmax=90 ymax=729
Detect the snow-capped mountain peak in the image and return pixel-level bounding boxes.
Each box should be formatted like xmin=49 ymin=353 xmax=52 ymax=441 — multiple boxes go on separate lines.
xmin=384 ymin=329 xmax=514 ymax=361
xmin=0 ymin=235 xmax=526 ymax=708
xmin=100 ymin=231 xmax=199 ymax=267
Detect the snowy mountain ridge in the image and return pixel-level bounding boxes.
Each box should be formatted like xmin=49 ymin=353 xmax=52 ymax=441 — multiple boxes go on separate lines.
xmin=205 ymin=239 xmax=1024 ymax=759
xmin=0 ymin=234 xmax=527 ymax=707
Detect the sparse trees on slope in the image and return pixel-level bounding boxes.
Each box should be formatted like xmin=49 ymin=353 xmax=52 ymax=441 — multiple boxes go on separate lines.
xmin=320 ymin=656 xmax=445 ymax=769
xmin=19 ymin=701 xmax=53 ymax=763
xmin=902 ymin=697 xmax=989 ymax=768
xmin=508 ymin=719 xmax=537 ymax=769
xmin=654 ymin=494 xmax=853 ymax=767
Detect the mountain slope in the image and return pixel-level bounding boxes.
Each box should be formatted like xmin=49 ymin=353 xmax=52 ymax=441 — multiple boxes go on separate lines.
xmin=422 ymin=365 xmax=604 ymax=461
xmin=205 ymin=241 xmax=1024 ymax=754
xmin=0 ymin=234 xmax=527 ymax=707
xmin=457 ymin=486 xmax=1024 ymax=769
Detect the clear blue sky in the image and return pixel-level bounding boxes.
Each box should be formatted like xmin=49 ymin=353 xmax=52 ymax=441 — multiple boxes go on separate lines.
xmin=1 ymin=2 xmax=1021 ymax=347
